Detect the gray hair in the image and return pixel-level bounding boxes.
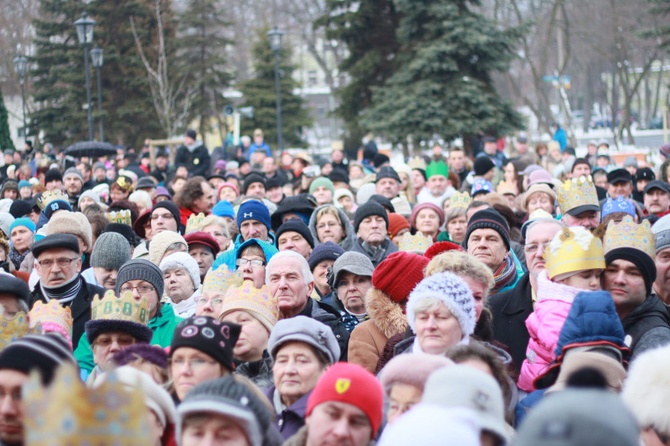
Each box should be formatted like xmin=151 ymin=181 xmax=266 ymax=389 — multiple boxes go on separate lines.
xmin=266 ymin=250 xmax=314 ymax=284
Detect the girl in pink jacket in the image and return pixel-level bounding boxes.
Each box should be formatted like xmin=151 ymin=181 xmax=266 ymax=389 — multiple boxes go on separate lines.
xmin=518 ymin=226 xmax=605 ymax=392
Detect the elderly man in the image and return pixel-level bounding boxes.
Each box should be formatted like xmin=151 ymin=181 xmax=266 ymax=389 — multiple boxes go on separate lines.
xmin=464 ymin=208 xmax=524 ymax=296
xmin=266 ymin=250 xmax=350 ymax=359
xmin=489 ymin=210 xmax=563 ymax=372
xmin=603 ymin=216 xmax=670 ymax=360
xmin=644 ymin=181 xmax=670 ymax=219
xmin=556 ymin=175 xmax=601 ymax=231
xmin=276 ymin=219 xmax=314 ymax=260
xmin=63 ymin=168 xmax=85 ymax=211
xmin=351 ymin=201 xmax=397 ymax=267
xmin=417 ymin=160 xmax=452 ymax=206
xmin=375 ymin=166 xmax=401 ymax=200
xmin=174 ymin=176 xmax=215 ymax=225
xmin=28 ymin=234 xmax=105 ymax=345
xmin=185 ymin=231 xmax=220 ymax=282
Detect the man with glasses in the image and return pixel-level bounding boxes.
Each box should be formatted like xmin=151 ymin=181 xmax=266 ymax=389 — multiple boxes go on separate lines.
xmin=28 ymin=234 xmax=105 ymax=345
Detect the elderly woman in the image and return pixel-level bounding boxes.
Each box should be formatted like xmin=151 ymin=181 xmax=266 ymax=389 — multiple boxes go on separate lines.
xmin=148 ymin=230 xmax=188 ymax=265
xmin=265 ymin=316 xmax=340 ymax=440
xmin=168 ymin=316 xmax=241 ymax=402
xmin=195 ymin=265 xmax=243 ymax=318
xmin=329 ymin=252 xmax=374 ymax=331
xmin=232 ymin=238 xmax=278 ymax=289
xmin=410 ymin=202 xmax=445 ymax=242
xmin=187 ymin=214 xmax=232 ymax=252
xmin=219 ymin=281 xmax=279 ymax=389
xmin=9 ymin=218 xmax=35 ymax=271
xmin=159 ymin=252 xmax=202 ymax=318
xmin=307 ymin=204 xmax=355 ymax=251
xmin=444 ymin=206 xmax=468 ymax=245
xmin=522 ymin=183 xmax=556 ymax=215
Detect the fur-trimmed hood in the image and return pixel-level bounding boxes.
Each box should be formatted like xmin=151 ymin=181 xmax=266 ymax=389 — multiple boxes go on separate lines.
xmin=308 ymin=204 xmax=356 ymax=251
xmin=365 ymin=287 xmax=407 ymax=339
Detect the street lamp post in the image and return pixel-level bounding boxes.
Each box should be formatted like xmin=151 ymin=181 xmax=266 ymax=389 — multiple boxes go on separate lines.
xmin=12 ymin=54 xmax=28 ymax=143
xmin=268 ymin=27 xmax=284 ymax=153
xmin=74 ymin=12 xmax=95 ymax=141
xmin=90 ymin=46 xmax=104 ymax=141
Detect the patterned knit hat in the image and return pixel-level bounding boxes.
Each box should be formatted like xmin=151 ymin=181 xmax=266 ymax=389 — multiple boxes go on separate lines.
xmin=407 ymin=272 xmax=475 ymax=337
xmin=90 ymin=232 xmax=132 ymax=270
xmin=372 ymin=251 xmax=428 ymax=303
xmin=45 ymin=211 xmax=93 ymax=250
xmin=0 ymin=333 xmax=76 ymax=385
xmin=354 ymin=200 xmax=388 ymax=233
xmin=116 ymin=259 xmax=164 ymax=298
xmin=220 ymin=281 xmax=279 ymax=332
xmin=170 ymin=316 xmax=241 ymax=372
xmin=464 ymin=208 xmax=510 ymax=250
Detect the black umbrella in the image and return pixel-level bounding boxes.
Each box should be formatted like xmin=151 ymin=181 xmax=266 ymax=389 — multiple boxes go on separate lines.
xmin=64 ymin=141 xmax=117 ymax=159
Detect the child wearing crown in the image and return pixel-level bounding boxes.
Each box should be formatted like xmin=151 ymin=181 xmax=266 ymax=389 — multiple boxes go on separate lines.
xmin=517 ymin=226 xmax=606 ymax=392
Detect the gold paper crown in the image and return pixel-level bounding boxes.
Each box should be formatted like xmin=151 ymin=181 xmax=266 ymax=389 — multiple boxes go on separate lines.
xmin=544 ymin=227 xmax=605 ymax=279
xmin=556 ymin=175 xmax=599 ymax=214
xmin=604 ymin=215 xmax=655 ymax=259
xmin=105 ymin=210 xmax=132 ymax=226
xmin=185 ymin=212 xmax=207 ymax=234
xmin=91 ymin=290 xmax=149 ymax=325
xmin=114 ymin=175 xmax=134 ymax=192
xmin=408 ymin=156 xmax=426 ymax=170
xmin=221 ymin=281 xmax=279 ymax=324
xmin=29 ymin=300 xmax=73 ymax=344
xmin=398 ymin=233 xmax=433 ymax=254
xmin=23 ymin=363 xmax=150 ymax=445
xmin=37 ymin=190 xmax=69 ymax=210
xmin=203 ymin=264 xmax=245 ymax=296
xmin=0 ymin=309 xmax=30 ymax=351
xmin=449 ymin=191 xmax=471 ymax=210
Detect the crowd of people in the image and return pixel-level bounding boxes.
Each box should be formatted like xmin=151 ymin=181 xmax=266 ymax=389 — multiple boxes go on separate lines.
xmin=1 ymin=129 xmax=670 ymax=445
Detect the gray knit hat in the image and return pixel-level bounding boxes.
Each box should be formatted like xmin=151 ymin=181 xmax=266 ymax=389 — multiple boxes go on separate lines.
xmin=330 ymin=251 xmax=374 ymax=289
xmin=115 ymin=259 xmax=164 ymax=298
xmin=267 ymin=316 xmax=340 ymax=364
xmin=63 ymin=167 xmax=83 ymax=183
xmin=90 ymin=232 xmax=132 ymax=270
xmin=653 ymin=213 xmax=670 ymax=253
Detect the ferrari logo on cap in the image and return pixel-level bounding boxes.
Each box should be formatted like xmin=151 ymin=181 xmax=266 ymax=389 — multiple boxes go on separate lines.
xmin=335 ymin=378 xmax=351 ymax=394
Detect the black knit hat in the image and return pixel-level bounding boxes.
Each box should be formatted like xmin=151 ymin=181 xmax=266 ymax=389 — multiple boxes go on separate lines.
xmin=605 ymin=248 xmax=656 ymax=295
xmin=308 ymin=241 xmax=345 ymax=271
xmin=375 ymin=166 xmax=400 ymax=183
xmin=9 ymin=199 xmax=32 ymax=219
xmin=0 ymin=333 xmax=76 ymax=385
xmin=151 ymin=201 xmax=184 ymax=234
xmin=266 ymin=175 xmax=284 ymax=190
xmin=474 ymin=157 xmax=496 ymax=176
xmin=85 ymin=317 xmax=154 ymax=345
xmin=276 ymin=219 xmax=315 ymax=248
xmin=170 ymin=316 xmax=241 ymax=372
xmin=243 ymin=173 xmax=266 ymax=195
xmin=369 ymin=194 xmax=396 ymax=213
xmin=328 ymin=169 xmax=349 ymax=185
xmin=44 ymin=168 xmax=63 ymax=184
xmin=464 ymin=208 xmax=511 ymax=250
xmin=116 ymin=259 xmax=164 ymax=298
xmin=354 ymin=200 xmax=389 ymax=232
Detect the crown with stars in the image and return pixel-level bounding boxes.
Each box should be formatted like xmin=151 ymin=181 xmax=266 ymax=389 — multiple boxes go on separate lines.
xmin=29 ymin=300 xmax=73 ymax=346
xmin=185 ymin=212 xmax=207 ymax=234
xmin=604 ymin=215 xmax=655 ymax=260
xmin=556 ymin=175 xmax=599 ymax=214
xmin=544 ymin=227 xmax=605 ymax=279
xmin=448 ymin=191 xmax=471 ymax=210
xmin=37 ymin=190 xmax=69 ymax=211
xmin=398 ymin=233 xmax=433 ymax=254
xmin=202 ymin=264 xmax=245 ymax=296
xmin=0 ymin=308 xmax=31 ymax=351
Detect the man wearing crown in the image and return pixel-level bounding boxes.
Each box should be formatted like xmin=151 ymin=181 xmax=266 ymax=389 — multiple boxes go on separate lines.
xmin=416 ymin=160 xmax=455 ymax=207
xmin=557 ymin=175 xmax=601 ymax=231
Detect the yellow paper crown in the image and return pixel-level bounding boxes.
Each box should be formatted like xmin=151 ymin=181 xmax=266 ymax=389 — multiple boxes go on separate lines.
xmin=37 ymin=190 xmax=69 ymax=210
xmin=185 ymin=212 xmax=207 ymax=234
xmin=29 ymin=300 xmax=73 ymax=344
xmin=23 ymin=363 xmax=150 ymax=445
xmin=604 ymin=215 xmax=655 ymax=259
xmin=105 ymin=209 xmax=132 ymax=226
xmin=221 ymin=281 xmax=279 ymax=326
xmin=556 ymin=175 xmax=599 ymax=214
xmin=203 ymin=264 xmax=244 ymax=296
xmin=408 ymin=156 xmax=426 ymax=170
xmin=449 ymin=191 xmax=471 ymax=210
xmin=114 ymin=175 xmax=134 ymax=192
xmin=0 ymin=309 xmax=30 ymax=351
xmin=398 ymin=233 xmax=433 ymax=254
xmin=91 ymin=290 xmax=149 ymax=325
xmin=544 ymin=227 xmax=605 ymax=279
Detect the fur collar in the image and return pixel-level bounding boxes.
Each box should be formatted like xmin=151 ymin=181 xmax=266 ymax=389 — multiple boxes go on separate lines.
xmin=365 ymin=287 xmax=408 ymax=339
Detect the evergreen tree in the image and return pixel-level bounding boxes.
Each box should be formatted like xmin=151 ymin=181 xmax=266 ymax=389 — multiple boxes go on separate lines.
xmin=360 ymin=0 xmax=524 ymax=146
xmin=0 ymin=88 xmax=15 ymax=151
xmin=175 ymin=0 xmax=232 ymax=140
xmin=238 ymin=29 xmax=312 ymax=149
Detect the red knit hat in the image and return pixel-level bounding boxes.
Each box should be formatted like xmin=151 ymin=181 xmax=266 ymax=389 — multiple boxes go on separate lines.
xmin=387 ymin=213 xmax=411 ymax=239
xmin=306 ymin=362 xmax=384 ymax=438
xmin=372 ymin=251 xmax=428 ymax=303
xmin=424 ymin=241 xmax=465 ymax=259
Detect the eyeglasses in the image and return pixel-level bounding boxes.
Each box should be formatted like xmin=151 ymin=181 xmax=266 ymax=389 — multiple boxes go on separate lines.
xmin=169 ymin=357 xmax=218 ymax=370
xmin=196 ymin=296 xmax=223 ymax=306
xmin=0 ymin=388 xmax=21 ymax=403
xmin=94 ymin=334 xmax=136 ymax=348
xmin=235 ymin=258 xmax=265 ymax=268
xmin=524 ymin=241 xmax=551 ymax=254
xmin=120 ymin=284 xmax=156 ymax=295
xmin=36 ymin=257 xmax=79 ymax=269
xmin=316 ymin=222 xmax=340 ymax=230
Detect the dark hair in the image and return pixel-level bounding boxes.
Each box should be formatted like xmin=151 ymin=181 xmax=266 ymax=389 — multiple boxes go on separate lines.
xmin=108 ymin=200 xmax=139 ymax=224
xmin=661 ymin=159 xmax=670 ymax=183
xmin=86 ymin=212 xmax=109 ymax=241
xmin=466 ymin=200 xmax=491 ymax=214
xmin=175 ymin=176 xmax=207 ymax=209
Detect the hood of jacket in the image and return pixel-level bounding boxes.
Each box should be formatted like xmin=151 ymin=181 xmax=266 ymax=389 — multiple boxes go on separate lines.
xmin=365 ymin=287 xmax=408 ymax=339
xmin=308 ymin=204 xmax=356 ymax=251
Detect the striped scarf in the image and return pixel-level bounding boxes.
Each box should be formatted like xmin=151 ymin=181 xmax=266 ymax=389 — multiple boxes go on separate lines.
xmin=491 ymin=253 xmax=517 ymax=294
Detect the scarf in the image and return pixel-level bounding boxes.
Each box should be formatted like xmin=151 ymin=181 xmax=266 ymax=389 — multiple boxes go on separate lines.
xmin=8 ymin=247 xmax=28 ymax=271
xmin=171 ymin=288 xmax=200 ymax=318
xmin=41 ymin=274 xmax=83 ymax=305
xmin=491 ymin=253 xmax=517 ymax=294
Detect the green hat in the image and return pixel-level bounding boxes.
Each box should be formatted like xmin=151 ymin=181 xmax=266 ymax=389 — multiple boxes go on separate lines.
xmin=309 ymin=176 xmax=335 ymax=195
xmin=426 ymin=160 xmax=449 ymax=179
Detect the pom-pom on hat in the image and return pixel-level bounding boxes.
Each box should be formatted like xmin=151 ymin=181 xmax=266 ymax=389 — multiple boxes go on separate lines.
xmin=372 ymin=251 xmax=428 ymax=303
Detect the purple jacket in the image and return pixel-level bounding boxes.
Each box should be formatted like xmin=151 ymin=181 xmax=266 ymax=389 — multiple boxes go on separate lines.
xmin=264 ymin=386 xmax=312 ymax=440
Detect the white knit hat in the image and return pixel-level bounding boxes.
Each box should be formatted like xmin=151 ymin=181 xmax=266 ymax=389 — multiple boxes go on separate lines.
xmin=159 ymin=252 xmax=201 ymax=288
xmin=406 ymin=271 xmax=475 ymax=337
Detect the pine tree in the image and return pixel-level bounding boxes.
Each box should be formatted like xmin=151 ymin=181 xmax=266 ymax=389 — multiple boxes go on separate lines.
xmin=175 ymin=0 xmax=232 ymax=140
xmin=0 ymin=88 xmax=15 ymax=151
xmin=360 ymin=0 xmax=524 ymax=146
xmin=238 ymin=28 xmax=312 ymax=149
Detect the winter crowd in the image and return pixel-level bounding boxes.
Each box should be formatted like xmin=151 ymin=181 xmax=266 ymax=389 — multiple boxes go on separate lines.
xmin=1 ymin=129 xmax=670 ymax=445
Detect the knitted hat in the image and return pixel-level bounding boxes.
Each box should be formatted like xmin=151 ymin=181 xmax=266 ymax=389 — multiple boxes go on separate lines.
xmin=379 ymin=353 xmax=453 ymax=394
xmin=602 ymin=196 xmax=636 ymax=219
xmin=90 ymin=232 xmax=132 ymax=271
xmin=380 ymin=405 xmax=479 ymax=446
xmin=18 ymin=179 xmax=31 ymax=190
xmin=372 ymin=251 xmax=428 ymax=303
xmin=473 ymin=157 xmax=496 ymax=176
xmin=308 ymin=241 xmax=344 ymax=271
xmin=407 ymin=272 xmax=475 ymax=337
xmin=212 ymin=200 xmax=235 ymax=219
xmin=266 ymin=176 xmax=284 ymax=190
xmin=267 ymin=316 xmax=340 ymax=364
xmin=9 ymin=217 xmax=35 ymax=234
xmin=170 ymin=316 xmax=241 ymax=372
xmin=112 ymin=343 xmax=169 ymax=369
xmin=63 ymin=168 xmax=83 ymax=183
xmin=85 ymin=291 xmax=153 ymax=345
xmin=218 ymin=182 xmax=239 ymax=197
xmin=116 ymin=259 xmax=164 ymax=298
xmin=45 ymin=211 xmax=93 ymax=250
xmin=32 ymin=233 xmax=80 ymax=258
xmin=0 ymin=333 xmax=76 ymax=385
xmin=220 ymin=282 xmax=279 ymax=333
xmin=653 ymin=213 xmax=670 ymax=253
xmin=331 ymin=252 xmax=374 ymax=288
xmin=470 ymin=178 xmax=494 ymax=197
xmin=369 ymin=194 xmax=395 ymax=213
xmin=237 ymin=200 xmax=271 ymax=231
xmin=375 ymin=166 xmax=401 ymax=183
xmin=309 ymin=177 xmax=335 ymax=196
xmin=354 ymin=200 xmax=388 ymax=233
xmin=9 ymin=200 xmax=32 ymax=219
xmin=148 ymin=230 xmax=187 ymax=266
xmin=44 ymin=168 xmax=63 ymax=184
xmin=387 ymin=213 xmax=410 ymax=239
xmin=276 ymin=219 xmax=315 ymax=248
xmin=307 ymin=363 xmax=384 ymax=439
xmin=328 ymin=169 xmax=349 ymax=185
xmin=177 ymin=376 xmax=273 ymax=446
xmin=242 ymin=173 xmax=266 ymax=195
xmin=463 ymin=209 xmax=510 ymax=250
xmin=410 ymin=202 xmax=445 ymax=228
xmin=42 ymin=198 xmax=72 ymax=220
xmin=78 ymin=190 xmax=101 ymax=208
xmin=102 ymin=223 xmax=137 ymax=248
xmin=0 ymin=212 xmax=15 ymax=237
xmin=155 ymin=186 xmax=172 ymax=199
xmin=423 ymin=241 xmax=465 ymax=259
xmin=151 ymin=201 xmax=183 ymax=233
xmin=522 ymin=183 xmax=557 ymax=210
xmin=185 ymin=231 xmax=220 ymax=256
xmin=159 ymin=252 xmax=201 ymax=288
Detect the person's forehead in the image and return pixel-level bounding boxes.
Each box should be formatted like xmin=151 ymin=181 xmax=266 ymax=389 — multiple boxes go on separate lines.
xmin=189 ymin=244 xmax=213 ymax=253
xmin=152 ymin=208 xmax=174 ymax=217
xmin=38 ymin=248 xmax=79 ymax=258
xmin=124 ymin=279 xmax=152 ymax=287
xmin=269 ymin=257 xmax=305 ymax=274
xmin=316 ymin=400 xmax=369 ymax=420
xmin=526 ymin=221 xmax=562 ymax=241
xmin=608 ymin=258 xmax=640 ymax=272
xmin=279 ymin=231 xmax=306 ymax=241
xmin=241 ymin=219 xmax=263 ymax=226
